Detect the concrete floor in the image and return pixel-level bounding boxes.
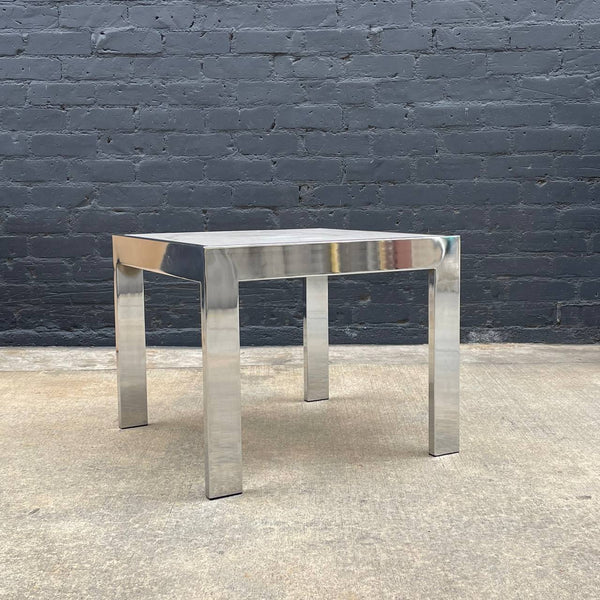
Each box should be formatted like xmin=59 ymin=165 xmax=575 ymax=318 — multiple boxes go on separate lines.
xmin=0 ymin=344 xmax=598 ymax=599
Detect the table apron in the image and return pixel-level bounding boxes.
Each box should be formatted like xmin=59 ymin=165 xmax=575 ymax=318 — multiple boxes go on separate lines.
xmin=114 ymin=236 xmax=450 ymax=282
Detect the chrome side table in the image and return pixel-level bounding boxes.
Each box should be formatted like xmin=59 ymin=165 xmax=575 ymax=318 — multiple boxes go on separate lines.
xmin=113 ymin=229 xmax=460 ymax=499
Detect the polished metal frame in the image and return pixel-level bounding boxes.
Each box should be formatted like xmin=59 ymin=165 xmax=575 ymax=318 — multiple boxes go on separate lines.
xmin=113 ymin=229 xmax=460 ymax=499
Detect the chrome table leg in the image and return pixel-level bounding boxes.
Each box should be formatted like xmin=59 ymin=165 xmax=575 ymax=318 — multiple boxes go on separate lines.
xmin=114 ymin=263 xmax=148 ymax=429
xmin=201 ymin=251 xmax=243 ymax=499
xmin=428 ymin=237 xmax=460 ymax=456
xmin=303 ymin=275 xmax=329 ymax=402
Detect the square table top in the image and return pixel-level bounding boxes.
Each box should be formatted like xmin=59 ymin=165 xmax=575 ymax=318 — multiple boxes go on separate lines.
xmin=125 ymin=228 xmax=437 ymax=249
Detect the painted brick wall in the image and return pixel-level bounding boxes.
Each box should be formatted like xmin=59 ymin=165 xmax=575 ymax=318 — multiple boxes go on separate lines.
xmin=1 ymin=1 xmax=599 ymax=346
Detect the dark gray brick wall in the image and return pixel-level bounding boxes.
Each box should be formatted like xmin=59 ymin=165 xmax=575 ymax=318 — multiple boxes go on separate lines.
xmin=1 ymin=1 xmax=599 ymax=346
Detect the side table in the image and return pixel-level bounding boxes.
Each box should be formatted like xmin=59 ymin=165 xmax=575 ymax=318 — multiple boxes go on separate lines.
xmin=113 ymin=229 xmax=460 ymax=499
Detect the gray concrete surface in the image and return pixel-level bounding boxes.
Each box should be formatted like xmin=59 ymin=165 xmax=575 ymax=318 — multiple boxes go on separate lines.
xmin=1 ymin=344 xmax=599 ymax=599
